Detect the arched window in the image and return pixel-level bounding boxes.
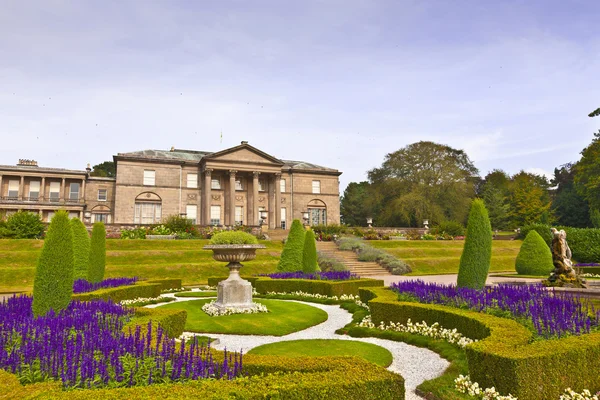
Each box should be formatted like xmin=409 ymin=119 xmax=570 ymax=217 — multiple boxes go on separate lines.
xmin=134 ymin=192 xmax=162 ymax=224
xmin=91 ymin=205 xmax=112 ymax=223
xmin=307 ymin=199 xmax=327 ymax=226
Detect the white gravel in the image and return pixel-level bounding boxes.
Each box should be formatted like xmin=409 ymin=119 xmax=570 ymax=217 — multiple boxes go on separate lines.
xmin=151 ymin=293 xmax=449 ymax=399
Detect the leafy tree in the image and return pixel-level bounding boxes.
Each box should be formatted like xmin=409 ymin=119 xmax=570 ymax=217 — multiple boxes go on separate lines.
xmin=482 ymin=185 xmax=510 ymax=230
xmin=515 ymin=230 xmax=553 ymax=276
xmin=302 ymin=230 xmax=319 ymax=273
xmin=277 ymin=219 xmax=306 ymax=272
xmin=90 ymin=161 xmax=116 ymax=177
xmin=508 ymin=171 xmax=552 ymax=227
xmin=4 ymin=211 xmax=45 ymax=238
xmin=70 ymin=218 xmax=90 ymax=280
xmin=457 ymin=199 xmax=492 ymax=290
xmin=589 ymin=108 xmax=600 ymax=118
xmin=591 ymin=209 xmax=600 ymax=229
xmin=574 ymin=130 xmax=600 ymax=211
xmin=367 ymin=141 xmax=478 ymax=227
xmin=340 ymin=181 xmax=372 ymax=226
xmin=87 ymin=222 xmax=106 ymax=283
xmin=551 ymin=163 xmax=590 ymax=227
xmin=32 ymin=210 xmax=74 ymax=316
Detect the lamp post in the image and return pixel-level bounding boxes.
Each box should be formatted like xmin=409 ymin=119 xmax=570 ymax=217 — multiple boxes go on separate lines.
xmin=366 ymin=217 xmax=373 ymax=229
xmin=302 ymin=211 xmax=309 ymax=226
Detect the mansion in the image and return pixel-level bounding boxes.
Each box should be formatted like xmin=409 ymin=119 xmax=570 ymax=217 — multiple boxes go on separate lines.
xmin=0 ymin=142 xmax=342 ymax=229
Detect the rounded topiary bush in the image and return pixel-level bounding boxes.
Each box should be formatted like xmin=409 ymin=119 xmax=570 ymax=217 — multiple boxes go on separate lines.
xmin=457 ymin=199 xmax=493 ymax=290
xmin=87 ymin=222 xmax=106 ymax=283
xmin=32 ymin=210 xmax=74 ymax=316
xmin=302 ymin=230 xmax=319 ymax=273
xmin=209 ymin=231 xmax=258 ymax=244
xmin=70 ymin=218 xmax=90 ymax=280
xmin=518 ymin=224 xmax=552 ymax=247
xmin=277 ymin=219 xmax=306 ymax=272
xmin=515 ymin=230 xmax=554 ymax=276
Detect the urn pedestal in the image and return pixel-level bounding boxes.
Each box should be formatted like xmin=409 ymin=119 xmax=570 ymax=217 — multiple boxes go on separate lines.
xmin=203 ymin=244 xmax=265 ymax=310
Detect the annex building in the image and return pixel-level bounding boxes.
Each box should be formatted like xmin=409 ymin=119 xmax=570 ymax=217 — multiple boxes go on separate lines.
xmin=0 ymin=142 xmax=342 ymax=229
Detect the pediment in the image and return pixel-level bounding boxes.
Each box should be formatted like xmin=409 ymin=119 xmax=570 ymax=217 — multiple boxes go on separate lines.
xmin=204 ymin=143 xmax=284 ymax=166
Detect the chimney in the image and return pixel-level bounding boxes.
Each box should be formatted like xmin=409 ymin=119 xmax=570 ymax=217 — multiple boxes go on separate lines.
xmin=86 ymin=163 xmax=92 ymax=173
xmin=241 ymin=141 xmax=248 ymax=145
xmin=17 ymin=159 xmax=38 ymax=167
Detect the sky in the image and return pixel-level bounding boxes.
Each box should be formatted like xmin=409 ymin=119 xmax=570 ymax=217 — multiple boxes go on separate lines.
xmin=1 ymin=0 xmax=599 ymax=191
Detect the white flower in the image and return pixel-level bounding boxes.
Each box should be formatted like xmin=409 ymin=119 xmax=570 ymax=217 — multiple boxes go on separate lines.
xmin=201 ymin=300 xmax=269 ymax=316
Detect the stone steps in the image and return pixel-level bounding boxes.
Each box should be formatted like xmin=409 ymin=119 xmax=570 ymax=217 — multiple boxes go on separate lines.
xmin=316 ymin=241 xmax=390 ymax=276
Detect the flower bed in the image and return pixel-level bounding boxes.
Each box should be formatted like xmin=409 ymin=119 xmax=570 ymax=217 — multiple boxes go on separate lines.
xmin=261 ymin=271 xmax=359 ymax=280
xmin=390 ymin=281 xmax=600 ymax=338
xmin=201 ymin=300 xmax=269 ymax=316
xmin=73 ymin=277 xmax=138 ymax=293
xmin=0 ymin=295 xmax=242 ymax=388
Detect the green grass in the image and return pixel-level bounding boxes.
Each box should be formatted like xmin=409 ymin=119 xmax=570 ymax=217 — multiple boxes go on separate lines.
xmin=0 ymin=239 xmax=282 ymax=293
xmin=248 ymin=339 xmax=393 ymax=367
xmin=368 ymin=240 xmax=522 ymax=275
xmin=174 ymin=291 xmax=218 ymax=298
xmin=158 ymin=299 xmax=328 ymax=336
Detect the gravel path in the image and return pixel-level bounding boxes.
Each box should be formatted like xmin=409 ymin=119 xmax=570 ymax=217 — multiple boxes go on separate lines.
xmin=151 ymin=293 xmax=449 ymax=400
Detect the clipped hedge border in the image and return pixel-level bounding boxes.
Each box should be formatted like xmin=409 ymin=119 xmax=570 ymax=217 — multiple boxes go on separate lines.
xmin=0 ymin=356 xmax=404 ymax=400
xmin=71 ymin=279 xmax=182 ymax=303
xmin=361 ymin=286 xmax=600 ymax=400
xmin=208 ymin=276 xmax=384 ymax=297
xmin=146 ymin=278 xmax=183 ymax=291
xmin=124 ymin=307 xmax=187 ymax=339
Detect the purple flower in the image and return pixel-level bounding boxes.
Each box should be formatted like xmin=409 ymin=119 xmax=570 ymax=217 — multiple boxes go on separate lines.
xmin=260 ymin=271 xmax=360 ymax=280
xmin=73 ymin=277 xmax=138 ymax=293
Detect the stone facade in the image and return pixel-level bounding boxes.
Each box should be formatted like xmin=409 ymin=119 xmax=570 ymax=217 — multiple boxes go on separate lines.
xmin=0 ymin=143 xmax=342 ymax=228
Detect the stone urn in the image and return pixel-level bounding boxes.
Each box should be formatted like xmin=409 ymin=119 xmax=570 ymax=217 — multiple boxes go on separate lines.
xmin=203 ymin=244 xmax=266 ymax=310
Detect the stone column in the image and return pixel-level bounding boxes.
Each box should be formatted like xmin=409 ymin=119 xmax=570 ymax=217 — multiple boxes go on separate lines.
xmin=252 ymin=171 xmax=260 ymax=225
xmin=61 ymin=178 xmax=66 ymax=202
xmin=81 ymin=178 xmax=86 ymax=203
xmin=0 ymin=175 xmax=3 ymax=198
xmin=40 ymin=177 xmax=45 ymax=201
xmin=228 ymin=170 xmax=237 ymax=226
xmin=203 ymin=168 xmax=212 ymax=225
xmin=268 ymin=175 xmax=275 ymax=229
xmin=19 ymin=176 xmax=25 ymax=200
xmin=274 ymin=173 xmax=281 ymax=229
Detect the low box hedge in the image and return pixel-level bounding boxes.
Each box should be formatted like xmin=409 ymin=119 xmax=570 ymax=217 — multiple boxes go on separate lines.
xmin=580 ymin=266 xmax=600 ymax=274
xmin=72 ymin=282 xmax=162 ymax=303
xmin=362 ymin=286 xmax=600 ymax=400
xmin=0 ymin=356 xmax=404 ymax=399
xmin=124 ymin=307 xmax=187 ymax=339
xmin=146 ymin=278 xmax=182 ymax=291
xmin=208 ymin=276 xmax=384 ymax=297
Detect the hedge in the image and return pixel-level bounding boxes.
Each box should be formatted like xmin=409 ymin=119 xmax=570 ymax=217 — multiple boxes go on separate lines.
xmin=146 ymin=278 xmax=183 ymax=291
xmin=515 ymin=230 xmax=553 ymax=275
xmin=87 ymin=222 xmax=106 ymax=283
xmin=277 ymin=219 xmax=306 ymax=272
xmin=72 ymin=282 xmax=162 ymax=303
xmin=457 ymin=199 xmax=492 ymax=289
xmin=361 ymin=286 xmax=600 ymax=400
xmin=302 ymin=230 xmax=319 ymax=273
xmin=559 ymin=226 xmax=600 ymax=263
xmin=208 ymin=276 xmax=384 ymax=297
xmin=124 ymin=307 xmax=187 ymax=339
xmin=0 ymin=355 xmax=404 ymax=400
xmin=71 ymin=218 xmax=91 ymax=280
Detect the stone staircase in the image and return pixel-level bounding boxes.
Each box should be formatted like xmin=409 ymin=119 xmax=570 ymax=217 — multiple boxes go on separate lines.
xmin=316 ymin=241 xmax=390 ymax=277
xmin=262 ymin=228 xmax=289 ymax=242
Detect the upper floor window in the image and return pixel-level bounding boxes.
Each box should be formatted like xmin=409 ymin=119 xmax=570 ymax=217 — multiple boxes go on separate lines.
xmin=211 ymin=178 xmax=221 ymax=190
xmin=29 ymin=181 xmax=40 ymax=200
xmin=312 ymin=180 xmax=321 ymax=194
xmin=235 ymin=179 xmax=243 ymax=191
xmin=258 ymin=179 xmax=266 ymax=192
xmin=98 ymin=189 xmax=108 ymax=201
xmin=8 ymin=180 xmax=19 ymax=199
xmin=280 ymin=179 xmax=286 ymax=193
xmin=69 ymin=183 xmax=80 ymax=201
xmin=187 ymin=173 xmax=198 ymax=188
xmin=49 ymin=182 xmax=60 ymax=201
xmin=143 ymin=170 xmax=155 ymax=186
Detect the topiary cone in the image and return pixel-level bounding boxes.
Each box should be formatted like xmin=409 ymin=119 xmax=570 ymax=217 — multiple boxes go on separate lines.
xmin=277 ymin=219 xmax=306 ymax=272
xmin=515 ymin=230 xmax=553 ymax=276
xmin=70 ymin=218 xmax=91 ymax=280
xmin=457 ymin=199 xmax=493 ymax=289
xmin=302 ymin=229 xmax=319 ymax=273
xmin=32 ymin=210 xmax=74 ymax=316
xmin=87 ymin=222 xmax=106 ymax=283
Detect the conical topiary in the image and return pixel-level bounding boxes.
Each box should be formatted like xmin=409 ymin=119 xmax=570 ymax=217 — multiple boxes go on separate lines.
xmin=70 ymin=218 xmax=90 ymax=280
xmin=32 ymin=210 xmax=74 ymax=316
xmin=277 ymin=219 xmax=306 ymax=272
xmin=302 ymin=230 xmax=319 ymax=273
xmin=457 ymin=199 xmax=493 ymax=289
xmin=515 ymin=230 xmax=554 ymax=276
xmin=87 ymin=222 xmax=106 ymax=283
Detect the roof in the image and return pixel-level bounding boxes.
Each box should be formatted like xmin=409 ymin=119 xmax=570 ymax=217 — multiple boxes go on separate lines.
xmin=0 ymin=164 xmax=87 ymax=175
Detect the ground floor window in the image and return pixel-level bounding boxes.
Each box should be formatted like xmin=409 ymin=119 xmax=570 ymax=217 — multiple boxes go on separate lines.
xmin=134 ymin=202 xmax=162 ymax=224
xmin=235 ymin=206 xmax=243 ymax=225
xmin=47 ymin=211 xmax=55 ymax=222
xmin=186 ymin=205 xmax=197 ymax=224
xmin=281 ymin=208 xmax=286 ymax=229
xmin=309 ymin=208 xmax=326 ymax=226
xmin=210 ymin=206 xmax=221 ymax=225
xmin=93 ymin=213 xmax=110 ymax=223
xmin=68 ymin=212 xmax=79 ymax=219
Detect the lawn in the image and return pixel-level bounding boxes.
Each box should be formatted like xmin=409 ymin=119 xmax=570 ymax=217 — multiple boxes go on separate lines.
xmin=175 ymin=291 xmax=218 ymax=298
xmin=248 ymin=339 xmax=393 ymax=367
xmin=0 ymin=239 xmax=282 ymax=293
xmin=158 ymin=299 xmax=329 ymax=336
xmin=368 ymin=240 xmax=522 ymax=275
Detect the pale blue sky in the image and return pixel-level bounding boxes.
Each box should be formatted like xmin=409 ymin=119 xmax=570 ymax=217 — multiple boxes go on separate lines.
xmin=1 ymin=0 xmax=599 ymax=190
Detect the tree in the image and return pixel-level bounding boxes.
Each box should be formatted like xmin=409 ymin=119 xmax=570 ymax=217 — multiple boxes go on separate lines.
xmin=90 ymin=161 xmax=116 ymax=177
xmin=551 ymin=163 xmax=590 ymax=227
xmin=574 ymin=130 xmax=600 ymax=211
xmin=589 ymin=108 xmax=600 ymax=118
xmin=87 ymin=222 xmax=106 ymax=283
xmin=508 ymin=171 xmax=552 ymax=227
xmin=277 ymin=219 xmax=306 ymax=272
xmin=515 ymin=231 xmax=553 ymax=276
xmin=340 ymin=182 xmax=372 ymax=226
xmin=302 ymin=230 xmax=319 ymax=273
xmin=70 ymin=218 xmax=90 ymax=280
xmin=457 ymin=199 xmax=492 ymax=290
xmin=32 ymin=210 xmax=74 ymax=316
xmin=367 ymin=141 xmax=479 ymax=227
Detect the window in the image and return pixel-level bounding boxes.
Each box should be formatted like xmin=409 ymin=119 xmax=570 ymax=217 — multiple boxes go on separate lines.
xmin=134 ymin=202 xmax=162 ymax=224
xmin=258 ymin=179 xmax=266 ymax=191
xmin=93 ymin=213 xmax=108 ymax=223
xmin=187 ymin=173 xmax=198 ymax=188
xmin=281 ymin=208 xmax=286 ymax=229
xmin=29 ymin=181 xmax=40 ymax=200
xmin=280 ymin=179 xmax=285 ymax=193
xmin=211 ymin=178 xmax=221 ymax=190
xmin=7 ymin=180 xmax=19 ymax=199
xmin=210 ymin=206 xmax=221 ymax=225
xmin=143 ymin=170 xmax=155 ymax=186
xmin=97 ymin=189 xmax=108 ymax=201
xmin=186 ymin=205 xmax=197 ymax=224
xmin=309 ymin=208 xmax=327 ymax=226
xmin=68 ymin=212 xmax=79 ymax=219
xmin=235 ymin=179 xmax=243 ymax=191
xmin=235 ymin=206 xmax=243 ymax=225
xmin=49 ymin=182 xmax=60 ymax=202
xmin=69 ymin=183 xmax=80 ymax=201
xmin=312 ymin=180 xmax=321 ymax=194
xmin=47 ymin=211 xmax=55 ymax=222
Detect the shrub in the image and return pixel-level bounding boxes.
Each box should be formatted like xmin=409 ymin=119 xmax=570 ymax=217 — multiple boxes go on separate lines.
xmin=515 ymin=231 xmax=554 ymax=276
xmin=430 ymin=220 xmax=465 ymax=237
xmin=317 ymin=251 xmax=347 ymax=272
xmin=457 ymin=199 xmax=492 ymax=289
xmin=312 ymin=223 xmax=348 ymax=236
xmin=32 ymin=210 xmax=74 ymax=316
xmin=163 ymin=214 xmax=196 ymax=234
xmin=70 ymin=218 xmax=90 ymax=280
xmin=148 ymin=224 xmax=172 ymax=235
xmin=209 ymin=230 xmax=258 ymax=244
xmin=518 ymin=224 xmax=552 ymax=246
xmin=302 ymin=230 xmax=319 ymax=273
xmin=120 ymin=227 xmax=148 ymax=239
xmin=277 ymin=219 xmax=306 ymax=272
xmin=337 ymin=237 xmax=412 ymax=275
xmin=557 ymin=226 xmax=600 ymax=263
xmin=87 ymin=222 xmax=106 ymax=283
xmin=4 ymin=211 xmax=45 ymax=238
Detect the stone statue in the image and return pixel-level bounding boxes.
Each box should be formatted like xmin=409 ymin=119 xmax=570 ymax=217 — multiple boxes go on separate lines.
xmin=547 ymin=228 xmax=585 ymax=287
